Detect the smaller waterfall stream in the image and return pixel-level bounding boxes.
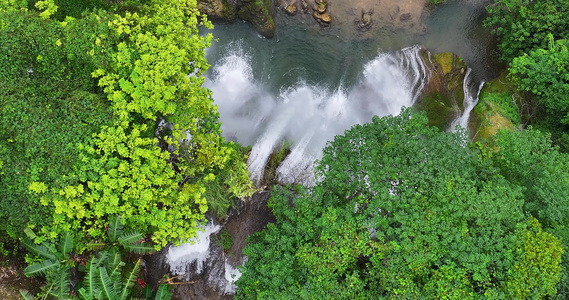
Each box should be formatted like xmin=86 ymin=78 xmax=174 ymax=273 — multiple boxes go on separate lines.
xmin=450 ymin=68 xmax=485 ymax=132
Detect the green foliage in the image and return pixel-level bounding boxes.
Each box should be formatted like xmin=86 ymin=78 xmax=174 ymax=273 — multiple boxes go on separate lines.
xmin=484 ymin=0 xmax=569 ymax=62
xmin=216 ymin=229 xmax=232 ymax=253
xmin=1 ymin=0 xmax=253 ymax=251
xmin=261 ymin=141 xmax=291 ymax=186
xmin=86 ymin=216 xmax=155 ymax=255
xmin=493 ymin=128 xmax=569 ymax=296
xmin=0 ymin=0 xmax=27 ymax=11
xmin=507 ymin=218 xmax=563 ymax=299
xmin=0 ymin=8 xmax=114 ymax=241
xmin=21 ymin=230 xmax=74 ymax=299
xmin=236 ymin=108 xmax=562 ymax=299
xmin=509 ymin=36 xmax=569 ymax=122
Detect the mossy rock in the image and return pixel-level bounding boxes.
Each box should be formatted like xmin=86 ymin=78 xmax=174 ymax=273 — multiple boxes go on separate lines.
xmin=471 ymin=72 xmax=520 ymax=141
xmin=415 ymin=92 xmax=456 ymax=129
xmin=432 ymin=52 xmax=454 ymax=75
xmin=416 ymin=51 xmax=467 ymax=131
xmin=197 ymin=0 xmax=238 ymax=23
xmin=238 ymin=0 xmax=275 ymax=38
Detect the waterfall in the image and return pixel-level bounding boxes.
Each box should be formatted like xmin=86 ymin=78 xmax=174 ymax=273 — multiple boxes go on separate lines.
xmin=166 ymin=221 xmax=221 ymax=277
xmin=207 ymin=43 xmax=430 ymax=186
xmin=450 ymin=68 xmax=485 ymax=132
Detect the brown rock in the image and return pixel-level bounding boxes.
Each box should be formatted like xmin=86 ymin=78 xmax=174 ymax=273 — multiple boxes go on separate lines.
xmin=285 ymin=4 xmax=298 ymax=15
xmin=313 ymin=11 xmax=331 ymax=23
xmin=400 ymin=13 xmax=412 ymax=22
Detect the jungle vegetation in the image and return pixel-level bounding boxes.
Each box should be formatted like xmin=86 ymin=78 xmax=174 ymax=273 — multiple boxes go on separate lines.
xmin=1 ymin=0 xmax=569 ymax=299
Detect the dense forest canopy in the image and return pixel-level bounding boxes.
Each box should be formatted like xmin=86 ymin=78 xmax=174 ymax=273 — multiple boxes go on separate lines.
xmin=1 ymin=0 xmax=569 ymax=299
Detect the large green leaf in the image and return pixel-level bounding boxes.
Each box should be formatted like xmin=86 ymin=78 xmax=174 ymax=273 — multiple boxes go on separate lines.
xmin=83 ymin=255 xmax=101 ymax=298
xmin=21 ymin=237 xmax=57 ymax=260
xmin=123 ymin=243 xmax=156 ymax=254
xmin=117 ymin=231 xmax=144 ymax=246
xmin=99 ymin=265 xmax=119 ymax=300
xmin=154 ymin=284 xmax=172 ymax=300
xmin=54 ymin=267 xmax=71 ymax=300
xmin=120 ymin=259 xmax=140 ymax=300
xmin=19 ymin=290 xmax=35 ymax=300
xmin=58 ymin=232 xmax=73 ymax=256
xmin=108 ymin=215 xmax=123 ymax=242
xmin=24 ymin=259 xmax=60 ymax=276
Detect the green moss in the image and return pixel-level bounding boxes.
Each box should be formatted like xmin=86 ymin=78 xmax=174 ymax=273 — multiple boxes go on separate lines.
xmin=415 ymin=92 xmax=456 ymax=130
xmin=262 ymin=141 xmax=291 ymax=186
xmin=471 ymin=71 xmax=521 ymax=141
xmin=433 ymin=52 xmax=454 ymax=75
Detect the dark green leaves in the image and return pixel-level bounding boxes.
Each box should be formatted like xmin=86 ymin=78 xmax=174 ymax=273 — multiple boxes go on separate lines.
xmin=236 ymin=108 xmax=562 ymax=299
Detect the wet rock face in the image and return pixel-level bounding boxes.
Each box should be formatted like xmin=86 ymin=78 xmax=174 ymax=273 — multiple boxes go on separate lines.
xmin=196 ymin=0 xmax=275 ymax=38
xmin=144 ymin=191 xmax=276 ymax=300
xmin=237 ymin=0 xmax=276 ymax=38
xmin=197 ymin=0 xmax=238 ymax=23
xmin=415 ymin=50 xmax=468 ymax=130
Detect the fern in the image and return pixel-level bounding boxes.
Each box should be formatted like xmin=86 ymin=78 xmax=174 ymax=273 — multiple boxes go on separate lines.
xmin=123 ymin=243 xmax=155 ymax=254
xmin=99 ymin=266 xmax=119 ymax=300
xmin=53 ymin=267 xmax=71 ymax=300
xmin=19 ymin=290 xmax=35 ymax=300
xmin=83 ymin=256 xmax=101 ymax=298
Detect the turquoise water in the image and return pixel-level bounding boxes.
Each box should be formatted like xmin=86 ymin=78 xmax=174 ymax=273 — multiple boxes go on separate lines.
xmin=203 ymin=0 xmax=500 ymax=92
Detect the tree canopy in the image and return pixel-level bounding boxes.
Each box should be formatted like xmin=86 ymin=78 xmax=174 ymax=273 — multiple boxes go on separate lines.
xmin=0 ymin=0 xmax=253 ymax=250
xmin=236 ymin=109 xmax=563 ymax=299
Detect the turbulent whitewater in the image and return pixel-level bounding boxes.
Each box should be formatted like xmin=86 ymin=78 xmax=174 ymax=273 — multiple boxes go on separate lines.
xmin=206 ymin=42 xmax=430 ymax=186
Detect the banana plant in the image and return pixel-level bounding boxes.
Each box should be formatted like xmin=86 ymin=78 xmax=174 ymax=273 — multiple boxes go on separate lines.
xmin=77 ymin=249 xmax=140 ymax=300
xmin=86 ymin=216 xmax=156 ymax=255
xmin=20 ymin=228 xmax=74 ymax=299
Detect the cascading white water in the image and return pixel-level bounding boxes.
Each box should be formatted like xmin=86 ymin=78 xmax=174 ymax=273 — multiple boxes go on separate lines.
xmin=167 ymin=222 xmax=221 ymax=277
xmin=207 ymin=43 xmax=430 ymax=186
xmin=450 ymin=68 xmax=485 ymax=132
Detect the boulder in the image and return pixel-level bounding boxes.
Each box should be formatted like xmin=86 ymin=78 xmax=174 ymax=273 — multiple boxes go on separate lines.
xmin=313 ymin=12 xmax=332 ymax=24
xmin=285 ymin=4 xmax=298 ymax=15
xmin=196 ymin=0 xmax=276 ymax=38
xmin=415 ymin=50 xmax=468 ymax=130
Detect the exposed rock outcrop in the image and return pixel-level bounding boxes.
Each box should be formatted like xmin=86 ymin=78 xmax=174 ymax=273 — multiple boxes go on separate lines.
xmin=197 ymin=0 xmax=276 ymax=38
xmin=415 ymin=51 xmax=467 ymax=130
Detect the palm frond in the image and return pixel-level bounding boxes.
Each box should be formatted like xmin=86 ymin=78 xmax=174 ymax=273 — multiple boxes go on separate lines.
xmin=99 ymin=264 xmax=119 ymax=300
xmin=54 ymin=267 xmax=71 ymax=299
xmin=123 ymin=243 xmax=156 ymax=254
xmin=21 ymin=237 xmax=57 ymax=260
xmin=154 ymin=285 xmax=172 ymax=300
xmin=118 ymin=231 xmax=144 ymax=246
xmin=120 ymin=259 xmax=140 ymax=300
xmin=24 ymin=259 xmax=60 ymax=276
xmin=58 ymin=232 xmax=74 ymax=256
xmin=19 ymin=289 xmax=35 ymax=300
xmin=109 ymin=215 xmax=123 ymax=241
xmin=86 ymin=242 xmax=107 ymax=251
xmin=83 ymin=256 xmax=101 ymax=298
xmin=23 ymin=228 xmax=38 ymax=240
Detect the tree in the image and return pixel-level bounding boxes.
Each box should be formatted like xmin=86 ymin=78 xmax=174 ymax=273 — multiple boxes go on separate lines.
xmin=493 ymin=128 xmax=569 ymax=296
xmin=484 ymin=0 xmax=569 ymax=62
xmin=1 ymin=0 xmax=253 ymax=250
xmin=236 ymin=108 xmax=562 ymax=299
